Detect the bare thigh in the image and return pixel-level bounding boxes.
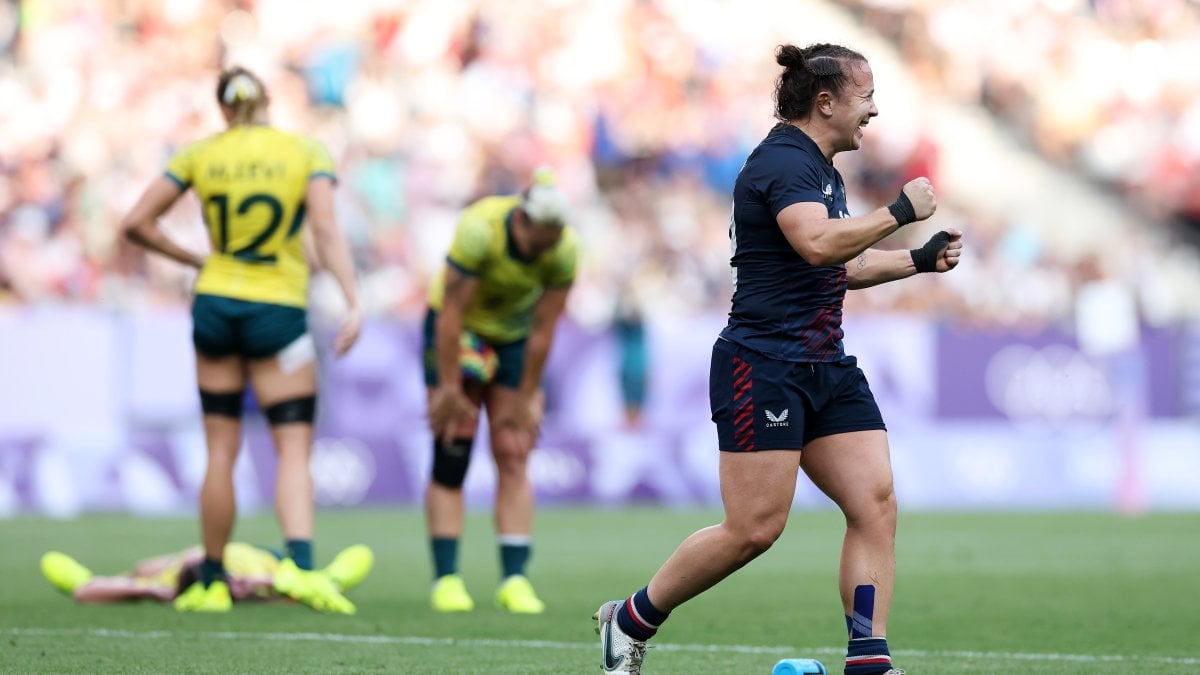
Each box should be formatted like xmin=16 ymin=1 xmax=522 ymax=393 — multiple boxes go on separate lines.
xmin=195 ymin=352 xmax=246 ymax=393
xmin=720 ymin=450 xmax=802 ymax=536
xmin=246 ymin=357 xmax=317 ymax=407
xmin=799 ymin=430 xmax=894 ymax=518
xmin=484 ymin=385 xmax=535 ymax=462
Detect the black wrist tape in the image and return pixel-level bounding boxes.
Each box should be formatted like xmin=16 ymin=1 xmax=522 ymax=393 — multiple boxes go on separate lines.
xmin=888 ymin=192 xmax=917 ymax=226
xmin=910 ymin=230 xmax=951 ymax=273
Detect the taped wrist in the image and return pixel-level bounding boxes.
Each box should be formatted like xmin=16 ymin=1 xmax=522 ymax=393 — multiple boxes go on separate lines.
xmin=910 ymin=230 xmax=951 ymax=273
xmin=888 ymin=192 xmax=917 ymax=227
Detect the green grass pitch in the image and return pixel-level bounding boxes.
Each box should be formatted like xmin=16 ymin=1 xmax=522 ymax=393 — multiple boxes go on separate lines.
xmin=1 ymin=508 xmax=1197 ymax=673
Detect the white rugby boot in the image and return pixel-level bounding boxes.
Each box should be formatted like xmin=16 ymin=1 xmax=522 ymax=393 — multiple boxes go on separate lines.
xmin=595 ymin=600 xmax=647 ymax=674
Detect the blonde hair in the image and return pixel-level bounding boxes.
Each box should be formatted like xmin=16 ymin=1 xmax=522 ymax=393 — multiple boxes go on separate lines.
xmin=521 ymin=166 xmax=570 ymax=227
xmin=216 ymin=67 xmax=268 ymax=125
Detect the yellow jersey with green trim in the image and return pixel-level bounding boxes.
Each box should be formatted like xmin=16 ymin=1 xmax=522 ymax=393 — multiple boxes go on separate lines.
xmin=165 ymin=125 xmax=336 ymax=308
xmin=222 ymin=542 xmax=281 ymax=578
xmin=428 ymin=195 xmax=578 ymax=344
xmin=159 ymin=542 xmax=279 ymax=586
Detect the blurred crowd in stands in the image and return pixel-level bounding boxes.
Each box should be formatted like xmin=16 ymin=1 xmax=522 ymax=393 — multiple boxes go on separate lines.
xmin=836 ymin=0 xmax=1200 ymax=327
xmin=0 ymin=0 xmax=1197 ymax=330
xmin=836 ymin=0 xmax=1200 ymax=233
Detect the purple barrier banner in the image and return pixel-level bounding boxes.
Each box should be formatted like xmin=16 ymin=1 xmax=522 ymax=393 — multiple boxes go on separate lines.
xmin=935 ymin=324 xmax=1183 ymax=420
xmin=0 ymin=308 xmax=1197 ymax=516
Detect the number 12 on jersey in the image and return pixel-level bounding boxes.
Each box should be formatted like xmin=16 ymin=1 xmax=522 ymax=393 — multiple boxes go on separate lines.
xmin=205 ymin=192 xmax=305 ymax=264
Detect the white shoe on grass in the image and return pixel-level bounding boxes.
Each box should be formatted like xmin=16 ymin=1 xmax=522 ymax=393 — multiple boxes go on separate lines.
xmin=595 ymin=600 xmax=646 ymax=674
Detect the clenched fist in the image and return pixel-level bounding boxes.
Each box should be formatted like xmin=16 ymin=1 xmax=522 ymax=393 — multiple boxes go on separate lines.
xmin=901 ymin=177 xmax=937 ymax=221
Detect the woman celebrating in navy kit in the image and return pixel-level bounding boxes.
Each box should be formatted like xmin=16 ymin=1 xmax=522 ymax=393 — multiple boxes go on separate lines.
xmin=597 ymin=43 xmax=963 ymax=675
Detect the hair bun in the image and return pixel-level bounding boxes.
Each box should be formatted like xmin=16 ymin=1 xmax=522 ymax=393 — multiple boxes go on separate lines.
xmin=523 ymin=166 xmax=569 ymax=226
xmin=775 ymin=44 xmax=806 ymax=69
xmin=530 ymin=165 xmax=557 ymax=187
xmin=222 ymin=73 xmax=260 ymax=105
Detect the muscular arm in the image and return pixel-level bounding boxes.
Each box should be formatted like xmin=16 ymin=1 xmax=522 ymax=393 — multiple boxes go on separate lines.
xmin=845 ymin=248 xmax=917 ymax=289
xmin=777 ymin=178 xmax=937 ymax=267
xmin=435 ymin=266 xmax=481 ymax=392
xmin=516 ymin=286 xmax=570 ymax=396
xmin=121 ymin=177 xmax=205 ymax=268
xmin=777 ymin=201 xmax=901 ymax=267
xmin=848 ymin=228 xmax=964 ymax=290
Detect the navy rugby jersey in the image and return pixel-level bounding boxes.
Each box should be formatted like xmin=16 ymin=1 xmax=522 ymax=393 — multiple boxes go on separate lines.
xmin=719 ymin=123 xmax=852 ymax=363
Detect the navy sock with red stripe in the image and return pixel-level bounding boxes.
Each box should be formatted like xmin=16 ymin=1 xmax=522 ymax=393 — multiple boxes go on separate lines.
xmin=615 ymin=586 xmax=669 ymax=641
xmin=844 ymin=637 xmax=892 ymax=675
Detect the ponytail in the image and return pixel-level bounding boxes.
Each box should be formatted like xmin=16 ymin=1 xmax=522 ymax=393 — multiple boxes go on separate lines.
xmin=773 ymin=43 xmax=867 ymax=122
xmin=216 ymin=67 xmax=268 ymax=125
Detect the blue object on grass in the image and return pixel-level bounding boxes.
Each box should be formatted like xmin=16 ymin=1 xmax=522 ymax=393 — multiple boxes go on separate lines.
xmin=772 ymin=658 xmax=828 ymax=674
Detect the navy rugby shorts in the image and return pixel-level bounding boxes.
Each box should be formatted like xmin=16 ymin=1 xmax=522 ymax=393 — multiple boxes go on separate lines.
xmin=709 ymin=337 xmax=886 ymax=452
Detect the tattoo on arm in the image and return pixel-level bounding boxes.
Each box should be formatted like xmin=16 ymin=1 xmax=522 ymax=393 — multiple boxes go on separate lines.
xmin=856 ymin=253 xmax=867 ymax=271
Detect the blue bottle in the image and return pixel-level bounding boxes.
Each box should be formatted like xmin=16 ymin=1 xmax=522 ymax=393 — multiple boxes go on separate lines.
xmin=771 ymin=658 xmax=828 ymax=674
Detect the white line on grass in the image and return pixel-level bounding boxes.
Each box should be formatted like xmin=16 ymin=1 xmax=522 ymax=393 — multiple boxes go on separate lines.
xmin=5 ymin=628 xmax=1199 ymax=667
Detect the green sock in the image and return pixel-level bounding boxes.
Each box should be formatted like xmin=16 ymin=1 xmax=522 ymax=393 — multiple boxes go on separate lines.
xmin=431 ymin=537 xmax=459 ymax=579
xmin=286 ymin=539 xmax=313 ymax=571
xmin=498 ymin=535 xmax=531 ymax=578
xmin=199 ymin=557 xmax=226 ymax=587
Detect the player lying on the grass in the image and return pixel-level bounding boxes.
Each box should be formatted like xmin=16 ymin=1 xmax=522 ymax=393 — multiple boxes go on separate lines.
xmin=40 ymin=543 xmax=373 ymax=608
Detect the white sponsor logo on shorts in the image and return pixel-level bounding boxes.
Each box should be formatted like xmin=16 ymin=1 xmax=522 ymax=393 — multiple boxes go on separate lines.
xmin=765 ymin=409 xmax=789 ymax=427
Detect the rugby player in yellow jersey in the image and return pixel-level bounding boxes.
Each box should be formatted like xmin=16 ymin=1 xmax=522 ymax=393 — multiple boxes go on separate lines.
xmin=423 ymin=167 xmax=578 ymax=614
xmin=40 ymin=543 xmax=374 ymax=606
xmin=120 ymin=67 xmax=362 ymax=614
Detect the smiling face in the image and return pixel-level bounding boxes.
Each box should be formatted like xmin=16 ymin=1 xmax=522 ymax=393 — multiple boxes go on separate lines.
xmin=828 ymin=60 xmax=878 ymax=154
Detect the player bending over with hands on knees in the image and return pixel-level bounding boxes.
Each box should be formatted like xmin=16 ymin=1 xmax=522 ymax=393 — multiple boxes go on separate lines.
xmin=121 ymin=66 xmax=363 ymax=614
xmin=421 ymin=167 xmax=578 ymax=614
xmin=596 ymin=43 xmax=961 ymax=674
